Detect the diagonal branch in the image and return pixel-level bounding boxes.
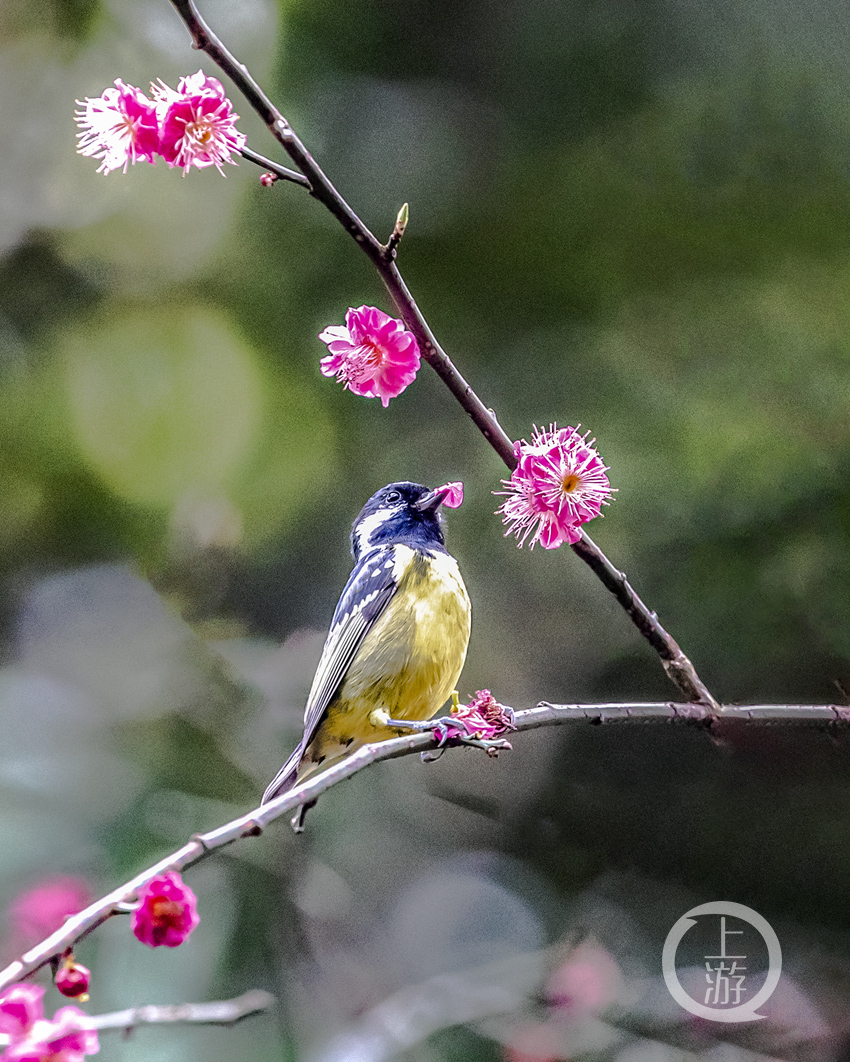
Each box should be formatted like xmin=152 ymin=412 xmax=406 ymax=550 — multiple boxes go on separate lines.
xmin=1 ymin=699 xmax=846 ymax=994
xmin=167 ymin=0 xmax=718 ymax=709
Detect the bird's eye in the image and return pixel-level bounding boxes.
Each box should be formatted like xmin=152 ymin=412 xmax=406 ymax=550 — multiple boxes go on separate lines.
xmin=385 ymin=490 xmax=401 ymax=503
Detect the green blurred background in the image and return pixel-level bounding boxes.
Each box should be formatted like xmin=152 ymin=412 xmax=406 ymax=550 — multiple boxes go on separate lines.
xmin=2 ymin=0 xmax=850 ymax=1058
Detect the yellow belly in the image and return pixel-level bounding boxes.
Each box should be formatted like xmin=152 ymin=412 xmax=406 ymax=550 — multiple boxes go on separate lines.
xmin=301 ymin=547 xmax=471 ymax=772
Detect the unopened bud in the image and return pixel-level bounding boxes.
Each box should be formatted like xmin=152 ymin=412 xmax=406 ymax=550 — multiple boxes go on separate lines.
xmin=260 ymin=172 xmax=277 ymax=187
xmin=55 ymin=954 xmax=91 ymax=1001
xmin=394 ymin=202 xmax=409 ymax=237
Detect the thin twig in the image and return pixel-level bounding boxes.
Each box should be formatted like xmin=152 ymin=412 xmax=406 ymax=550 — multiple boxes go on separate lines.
xmin=0 ymin=990 xmax=275 ymax=1047
xmin=0 ymin=699 xmax=845 ymax=994
xmin=166 ymin=0 xmax=717 ymax=709
xmin=239 ymin=146 xmax=310 ymax=188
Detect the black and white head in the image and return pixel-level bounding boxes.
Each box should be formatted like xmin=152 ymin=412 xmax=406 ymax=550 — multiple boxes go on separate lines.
xmin=351 ymin=482 xmax=451 ymax=559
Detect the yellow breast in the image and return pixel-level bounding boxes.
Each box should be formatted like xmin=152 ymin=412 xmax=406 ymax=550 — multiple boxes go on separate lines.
xmin=304 ymin=546 xmax=471 ymax=767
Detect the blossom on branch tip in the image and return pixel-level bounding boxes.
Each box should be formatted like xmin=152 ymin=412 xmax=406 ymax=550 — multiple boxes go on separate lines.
xmin=433 ymin=689 xmax=515 ymax=744
xmin=75 ymin=80 xmax=159 ymax=174
xmin=155 ymin=71 xmax=246 ymax=174
xmin=495 ymin=424 xmax=613 ymax=549
xmin=0 ymin=986 xmax=98 ymax=1062
xmin=319 ymin=306 xmax=421 ymax=406
xmin=130 ymin=871 xmax=199 ymax=948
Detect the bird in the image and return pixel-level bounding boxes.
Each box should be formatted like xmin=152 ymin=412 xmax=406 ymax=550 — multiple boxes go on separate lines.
xmin=261 ymin=480 xmax=471 ymax=829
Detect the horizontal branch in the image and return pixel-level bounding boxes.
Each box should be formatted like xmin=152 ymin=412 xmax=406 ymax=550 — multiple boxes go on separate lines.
xmin=1 ymin=700 xmax=846 ymax=994
xmin=0 ymin=990 xmax=275 ymax=1048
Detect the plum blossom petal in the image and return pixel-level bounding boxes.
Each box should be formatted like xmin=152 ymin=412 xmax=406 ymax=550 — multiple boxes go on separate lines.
xmin=75 ymin=80 xmax=159 ymax=174
xmin=131 ymin=871 xmax=199 ymax=948
xmin=433 ymin=689 xmax=515 ymax=744
xmin=435 ymin=482 xmax=463 ymax=508
xmin=319 ymin=306 xmax=420 ymax=406
xmin=495 ymin=424 xmax=614 ymax=549
xmin=156 ymin=70 xmax=246 ymax=174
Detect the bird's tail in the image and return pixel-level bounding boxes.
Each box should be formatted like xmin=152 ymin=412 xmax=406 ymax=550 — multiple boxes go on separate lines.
xmin=261 ymin=744 xmax=303 ymax=805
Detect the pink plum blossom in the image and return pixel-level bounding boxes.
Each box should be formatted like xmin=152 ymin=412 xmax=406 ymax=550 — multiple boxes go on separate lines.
xmin=433 ymin=689 xmax=515 ymax=744
xmin=130 ymin=871 xmax=199 ymax=948
xmin=318 ymin=306 xmax=421 ymax=407
xmin=435 ymin=481 xmax=463 ymax=508
xmin=155 ymin=71 xmax=246 ymax=174
xmin=496 ymin=424 xmax=613 ymax=549
xmin=75 ymin=80 xmax=159 ymax=174
xmin=0 ymin=987 xmax=45 ymax=1043
xmin=9 ymin=877 xmax=91 ymax=949
xmin=0 ymin=985 xmax=98 ymax=1062
xmin=544 ymin=941 xmax=622 ymax=1018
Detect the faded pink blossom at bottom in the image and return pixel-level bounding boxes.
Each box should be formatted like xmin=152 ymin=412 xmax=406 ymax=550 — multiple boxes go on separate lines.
xmin=319 ymin=305 xmax=421 ymax=407
xmin=496 ymin=424 xmax=614 ymax=549
xmin=433 ymin=689 xmax=515 ymax=744
xmin=0 ymin=985 xmax=98 ymax=1062
xmin=544 ymin=942 xmax=622 ymax=1018
xmin=435 ymin=481 xmax=464 ymax=509
xmin=503 ymin=1023 xmax=561 ymax=1062
xmin=131 ymin=871 xmax=199 ymax=948
xmin=9 ymin=878 xmax=91 ymax=947
xmin=0 ymin=986 xmax=45 ymax=1042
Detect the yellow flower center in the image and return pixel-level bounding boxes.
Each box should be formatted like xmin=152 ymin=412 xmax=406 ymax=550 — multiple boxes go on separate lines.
xmin=561 ymin=473 xmax=581 ymax=494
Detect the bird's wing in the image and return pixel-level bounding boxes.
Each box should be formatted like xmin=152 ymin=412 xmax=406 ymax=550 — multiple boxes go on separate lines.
xmin=262 ymin=546 xmax=399 ymax=803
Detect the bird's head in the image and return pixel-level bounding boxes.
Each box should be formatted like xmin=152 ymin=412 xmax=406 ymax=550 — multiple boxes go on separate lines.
xmin=351 ymin=482 xmax=452 ymax=559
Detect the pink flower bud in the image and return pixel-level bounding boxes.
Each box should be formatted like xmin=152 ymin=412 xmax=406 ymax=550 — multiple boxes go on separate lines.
xmin=130 ymin=871 xmax=199 ymax=948
xmin=54 ymin=956 xmax=91 ymax=1002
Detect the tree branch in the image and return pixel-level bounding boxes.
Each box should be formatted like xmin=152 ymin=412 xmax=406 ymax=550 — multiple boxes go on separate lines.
xmin=166 ymin=0 xmax=717 ymax=710
xmin=0 ymin=990 xmax=275 ymax=1047
xmin=1 ymin=699 xmax=846 ymax=994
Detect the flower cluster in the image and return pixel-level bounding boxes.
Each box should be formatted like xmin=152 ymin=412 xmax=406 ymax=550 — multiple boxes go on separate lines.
xmin=496 ymin=424 xmax=613 ymax=549
xmin=130 ymin=872 xmax=199 ymax=949
xmin=433 ymin=689 xmax=516 ymax=744
xmin=319 ymin=305 xmax=421 ymax=406
xmin=0 ymin=985 xmax=97 ymax=1062
xmin=76 ymin=71 xmax=245 ymax=175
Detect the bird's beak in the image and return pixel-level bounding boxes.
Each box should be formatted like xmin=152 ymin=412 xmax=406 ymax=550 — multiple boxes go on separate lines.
xmin=414 ymin=487 xmax=449 ymax=514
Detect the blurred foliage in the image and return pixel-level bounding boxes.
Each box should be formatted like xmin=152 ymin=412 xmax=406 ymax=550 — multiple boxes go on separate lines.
xmin=1 ymin=0 xmax=850 ymax=1059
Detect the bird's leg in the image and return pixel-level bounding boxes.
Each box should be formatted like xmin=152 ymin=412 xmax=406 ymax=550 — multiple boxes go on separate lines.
xmin=369 ymin=695 xmax=465 ymax=736
xmin=370 ymin=697 xmax=513 ymax=759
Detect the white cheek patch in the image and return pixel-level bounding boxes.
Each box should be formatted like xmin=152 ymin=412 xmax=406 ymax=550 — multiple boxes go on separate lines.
xmin=354 ymin=505 xmax=405 ymax=554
